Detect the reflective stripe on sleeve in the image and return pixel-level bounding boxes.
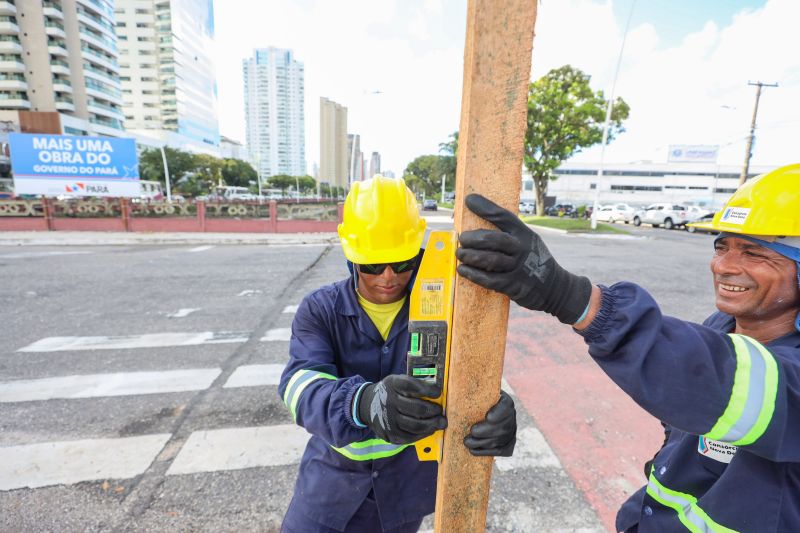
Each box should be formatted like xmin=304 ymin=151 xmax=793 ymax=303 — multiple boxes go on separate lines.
xmin=705 ymin=334 xmax=778 ymax=446
xmin=282 ymin=369 xmax=336 ymax=422
xmin=646 ymin=468 xmax=738 ymax=533
xmin=331 ymin=439 xmax=409 ymax=461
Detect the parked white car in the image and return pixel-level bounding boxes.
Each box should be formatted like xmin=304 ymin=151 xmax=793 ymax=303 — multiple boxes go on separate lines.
xmin=518 ymin=201 xmax=536 ymax=214
xmin=594 ymin=203 xmax=637 ymax=223
xmin=686 ymin=205 xmax=712 ymax=221
xmin=632 ymin=203 xmax=694 ymax=230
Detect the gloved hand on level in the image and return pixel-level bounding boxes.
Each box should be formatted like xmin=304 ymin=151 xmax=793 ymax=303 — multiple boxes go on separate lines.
xmin=455 ymin=193 xmax=593 ymax=325
xmin=463 ymin=390 xmax=517 ymax=457
xmin=357 ymin=374 xmax=447 ymax=445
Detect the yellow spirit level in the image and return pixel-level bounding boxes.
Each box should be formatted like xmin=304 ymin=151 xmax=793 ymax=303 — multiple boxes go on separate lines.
xmin=407 ymin=230 xmax=457 ymax=462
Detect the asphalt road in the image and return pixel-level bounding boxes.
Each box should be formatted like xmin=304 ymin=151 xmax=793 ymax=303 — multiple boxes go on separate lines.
xmin=0 ymin=214 xmax=720 ymax=532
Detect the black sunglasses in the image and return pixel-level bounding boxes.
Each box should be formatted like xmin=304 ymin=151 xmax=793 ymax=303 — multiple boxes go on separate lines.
xmin=357 ymin=258 xmax=417 ymax=275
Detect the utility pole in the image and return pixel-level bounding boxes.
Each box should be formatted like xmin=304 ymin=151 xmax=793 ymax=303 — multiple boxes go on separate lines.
xmin=739 ymin=81 xmax=777 ymax=187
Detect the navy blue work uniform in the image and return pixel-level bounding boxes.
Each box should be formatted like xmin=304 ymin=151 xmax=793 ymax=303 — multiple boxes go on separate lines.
xmin=579 ymin=282 xmax=800 ymax=532
xmin=278 ymin=272 xmax=436 ymax=533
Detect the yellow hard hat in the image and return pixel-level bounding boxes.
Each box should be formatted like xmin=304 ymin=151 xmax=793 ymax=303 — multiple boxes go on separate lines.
xmin=689 ymin=164 xmax=800 ymax=237
xmin=338 ymin=175 xmax=426 ymax=264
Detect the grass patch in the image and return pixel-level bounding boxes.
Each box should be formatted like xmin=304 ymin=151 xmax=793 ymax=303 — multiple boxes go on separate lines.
xmin=520 ymin=215 xmax=630 ymax=234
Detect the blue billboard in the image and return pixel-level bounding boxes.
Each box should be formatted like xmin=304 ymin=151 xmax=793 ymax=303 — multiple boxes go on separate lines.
xmin=9 ymin=133 xmax=141 ymax=197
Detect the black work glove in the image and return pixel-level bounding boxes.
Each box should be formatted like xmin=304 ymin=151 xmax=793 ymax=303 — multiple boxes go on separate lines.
xmin=464 ymin=390 xmax=517 ymax=457
xmin=357 ymin=375 xmax=448 ymax=445
xmin=456 ymin=193 xmax=593 ymax=324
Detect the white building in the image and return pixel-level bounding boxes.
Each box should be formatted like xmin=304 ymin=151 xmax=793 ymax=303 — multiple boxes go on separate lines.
xmin=521 ymin=161 xmax=775 ymax=210
xmin=243 ymin=47 xmax=305 ymax=177
xmin=2 ymin=0 xmax=124 ymax=137
xmin=220 ymin=135 xmax=244 ymax=160
xmin=368 ymin=151 xmax=381 ymax=180
xmin=115 ymin=0 xmax=219 ymax=154
xmin=347 ymin=133 xmax=362 ymax=183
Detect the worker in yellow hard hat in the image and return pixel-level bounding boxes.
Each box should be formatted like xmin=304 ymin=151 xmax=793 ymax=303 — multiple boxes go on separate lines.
xmin=455 ymin=164 xmax=800 ymax=532
xmin=278 ymin=175 xmax=517 ymax=533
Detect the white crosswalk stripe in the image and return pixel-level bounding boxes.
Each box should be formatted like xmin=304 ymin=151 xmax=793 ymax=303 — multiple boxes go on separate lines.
xmin=17 ymin=331 xmax=249 ymax=352
xmin=224 ymin=364 xmax=284 ymax=388
xmin=0 ymin=434 xmax=171 ymax=490
xmin=0 ymin=368 xmax=221 ymax=403
xmin=167 ymin=424 xmax=309 ymax=475
xmin=261 ymin=328 xmax=292 ymax=341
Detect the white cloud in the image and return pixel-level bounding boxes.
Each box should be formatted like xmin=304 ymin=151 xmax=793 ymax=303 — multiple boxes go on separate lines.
xmin=213 ymin=0 xmax=800 ymax=175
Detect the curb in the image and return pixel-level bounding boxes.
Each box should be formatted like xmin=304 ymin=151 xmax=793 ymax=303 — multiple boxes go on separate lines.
xmin=0 ymin=231 xmax=340 ymax=247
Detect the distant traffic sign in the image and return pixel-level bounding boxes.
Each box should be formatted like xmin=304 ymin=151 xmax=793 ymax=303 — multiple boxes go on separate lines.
xmin=9 ymin=133 xmax=140 ymax=197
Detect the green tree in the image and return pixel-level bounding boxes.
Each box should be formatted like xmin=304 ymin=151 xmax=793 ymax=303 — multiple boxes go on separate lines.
xmin=297 ymin=175 xmax=316 ymax=193
xmin=525 ymin=65 xmax=630 ymax=215
xmin=221 ymin=158 xmax=257 ymax=188
xmin=267 ymin=174 xmax=297 ymax=194
xmin=404 ymin=154 xmax=450 ymax=197
xmin=438 ymin=131 xmax=458 ymax=157
xmin=138 ymin=147 xmax=197 ymax=188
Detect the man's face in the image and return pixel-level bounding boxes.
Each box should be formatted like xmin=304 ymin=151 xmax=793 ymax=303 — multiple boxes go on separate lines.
xmin=357 ymin=264 xmax=414 ymax=304
xmin=711 ymin=236 xmax=800 ymax=323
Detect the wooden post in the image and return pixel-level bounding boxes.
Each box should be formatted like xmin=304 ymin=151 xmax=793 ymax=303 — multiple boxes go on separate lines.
xmin=434 ymin=1 xmax=538 ymax=531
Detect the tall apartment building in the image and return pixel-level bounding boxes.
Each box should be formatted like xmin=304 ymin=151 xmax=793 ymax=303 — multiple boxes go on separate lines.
xmin=347 ymin=133 xmax=362 ymax=183
xmin=319 ymin=97 xmax=347 ymax=188
xmin=1 ymin=0 xmax=124 ymax=136
xmin=368 ymin=151 xmax=380 ymax=179
xmin=243 ymin=47 xmax=305 ymax=177
xmin=115 ymin=0 xmax=219 ymax=152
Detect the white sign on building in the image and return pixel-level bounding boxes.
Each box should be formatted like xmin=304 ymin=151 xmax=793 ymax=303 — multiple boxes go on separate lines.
xmin=668 ymin=145 xmax=719 ymax=164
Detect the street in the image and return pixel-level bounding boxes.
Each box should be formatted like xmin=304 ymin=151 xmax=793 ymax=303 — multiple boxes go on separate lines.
xmin=0 ymin=216 xmax=720 ymax=532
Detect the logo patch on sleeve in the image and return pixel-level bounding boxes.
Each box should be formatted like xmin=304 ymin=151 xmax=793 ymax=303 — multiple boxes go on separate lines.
xmin=698 ymin=436 xmax=737 ymax=463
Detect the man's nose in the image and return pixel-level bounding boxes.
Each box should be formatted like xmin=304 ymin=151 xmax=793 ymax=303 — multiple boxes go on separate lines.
xmin=379 ymin=266 xmax=397 ymax=280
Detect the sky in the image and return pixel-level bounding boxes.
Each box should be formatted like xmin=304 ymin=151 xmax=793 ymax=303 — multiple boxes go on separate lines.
xmin=212 ymin=0 xmax=800 ymax=176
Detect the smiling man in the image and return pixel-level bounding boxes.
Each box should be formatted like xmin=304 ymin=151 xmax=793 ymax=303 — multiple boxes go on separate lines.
xmin=278 ymin=176 xmax=517 ymax=533
xmin=455 ymin=164 xmax=800 ymax=532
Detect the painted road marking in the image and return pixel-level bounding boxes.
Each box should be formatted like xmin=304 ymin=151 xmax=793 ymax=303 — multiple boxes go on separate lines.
xmin=167 ymin=308 xmax=200 ymax=318
xmin=167 ymin=424 xmax=309 ymax=475
xmin=0 ymin=434 xmax=171 ymax=490
xmin=501 ymin=377 xmax=516 ymax=397
xmin=237 ymin=289 xmax=262 ymax=297
xmin=261 ymin=328 xmax=291 ymax=341
xmin=282 ymin=304 xmax=299 ymax=314
xmin=224 ymin=364 xmax=284 ymax=388
xmin=17 ymin=331 xmax=249 ymax=352
xmin=188 ymin=245 xmax=215 ymax=252
xmin=0 ymin=369 xmax=221 ymax=403
xmin=495 ymin=427 xmax=562 ymax=472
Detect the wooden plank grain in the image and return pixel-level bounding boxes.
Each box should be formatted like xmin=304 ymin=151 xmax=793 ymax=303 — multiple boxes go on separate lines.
xmin=434 ymin=1 xmax=538 ymax=531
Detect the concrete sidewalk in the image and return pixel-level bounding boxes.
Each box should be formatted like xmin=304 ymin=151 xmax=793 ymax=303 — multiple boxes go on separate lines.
xmin=0 ymin=231 xmax=340 ymax=246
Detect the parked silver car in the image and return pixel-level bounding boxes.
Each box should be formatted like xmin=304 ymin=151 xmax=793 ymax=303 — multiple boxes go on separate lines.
xmin=632 ymin=203 xmax=694 ymax=230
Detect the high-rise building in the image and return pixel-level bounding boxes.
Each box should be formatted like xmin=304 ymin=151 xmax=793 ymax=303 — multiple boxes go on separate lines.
xmin=243 ymin=47 xmax=305 ymax=177
xmin=115 ymin=0 xmax=219 ymax=152
xmin=368 ymin=151 xmax=381 ymax=179
xmin=347 ymin=133 xmax=363 ymax=183
xmin=319 ymin=97 xmax=347 ymax=188
xmin=2 ymin=0 xmax=124 ymax=136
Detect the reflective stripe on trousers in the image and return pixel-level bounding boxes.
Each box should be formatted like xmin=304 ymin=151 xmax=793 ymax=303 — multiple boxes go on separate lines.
xmin=283 ymin=369 xmax=337 ymax=422
xmin=705 ymin=334 xmax=778 ymax=446
xmin=331 ymin=439 xmax=409 ymax=461
xmin=646 ymin=467 xmax=738 ymax=533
